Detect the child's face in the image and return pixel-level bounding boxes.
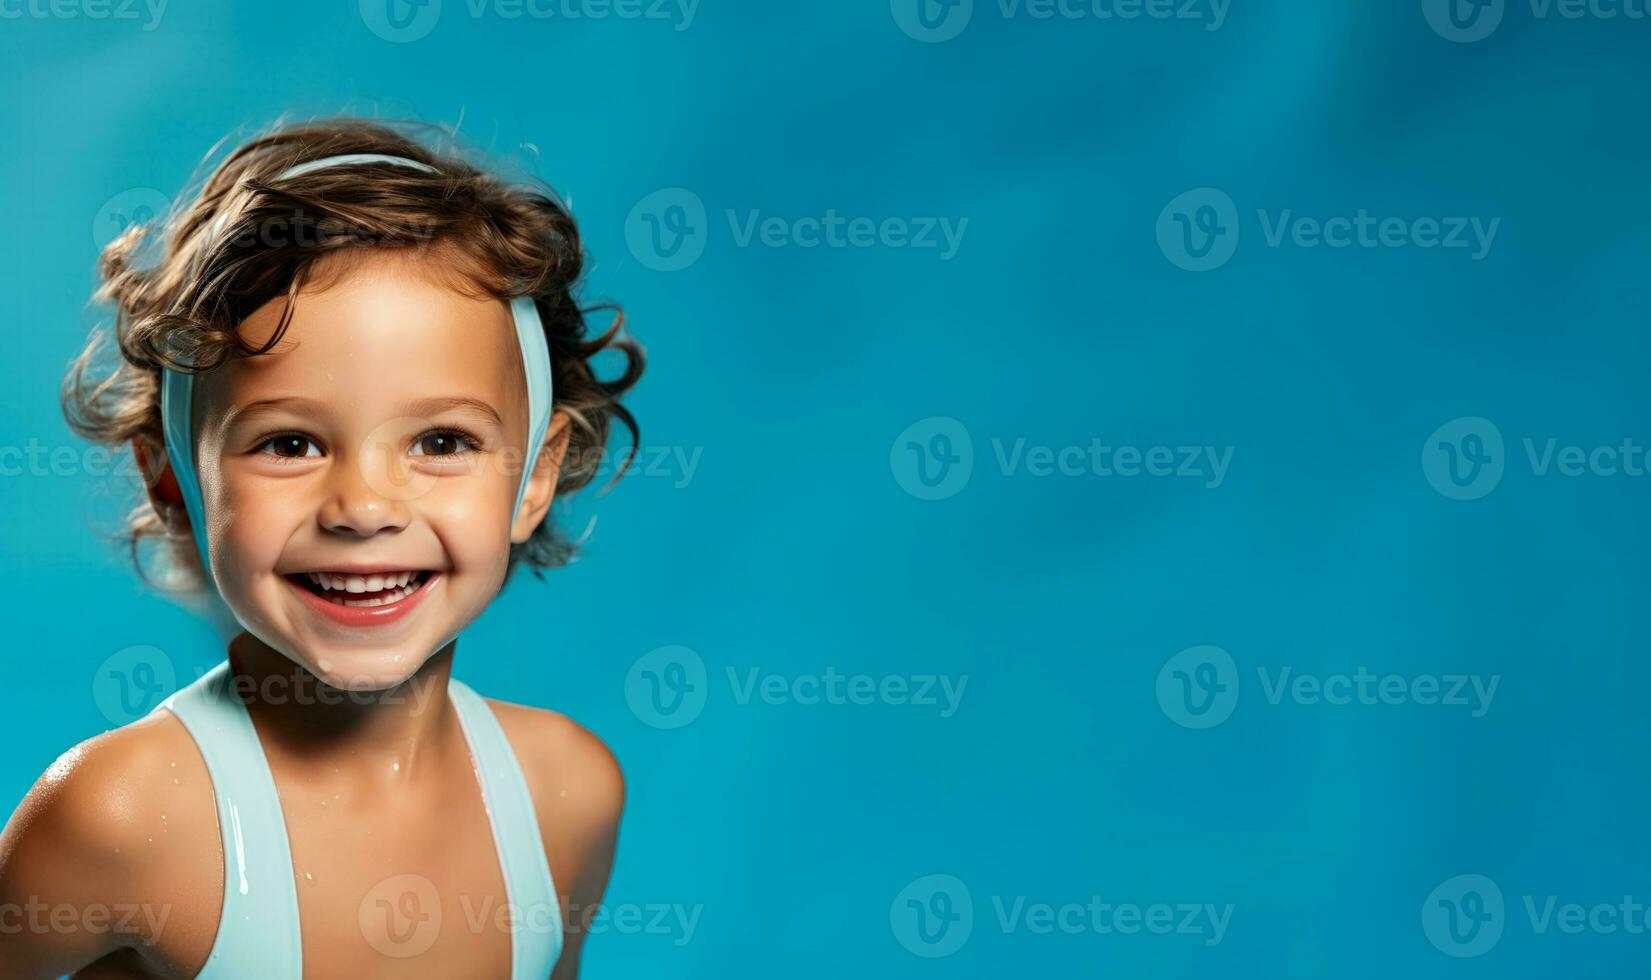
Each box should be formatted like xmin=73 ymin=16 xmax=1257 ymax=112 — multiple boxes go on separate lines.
xmin=189 ymin=249 xmax=561 ymax=689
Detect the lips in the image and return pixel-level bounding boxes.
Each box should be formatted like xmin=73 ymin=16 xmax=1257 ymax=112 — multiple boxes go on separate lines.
xmin=283 ymin=569 xmax=440 ymax=627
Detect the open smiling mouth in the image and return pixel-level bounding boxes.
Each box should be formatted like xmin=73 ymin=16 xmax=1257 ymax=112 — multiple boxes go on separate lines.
xmin=289 ymin=570 xmax=433 ymax=606
xmin=282 ymin=570 xmax=441 ymax=625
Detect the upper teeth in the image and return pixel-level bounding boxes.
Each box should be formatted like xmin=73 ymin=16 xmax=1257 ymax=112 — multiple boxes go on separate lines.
xmin=306 ymin=571 xmax=419 ymax=593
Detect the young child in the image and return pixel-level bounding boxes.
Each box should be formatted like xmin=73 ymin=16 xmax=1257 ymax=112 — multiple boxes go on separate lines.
xmin=0 ymin=118 xmax=644 ymax=979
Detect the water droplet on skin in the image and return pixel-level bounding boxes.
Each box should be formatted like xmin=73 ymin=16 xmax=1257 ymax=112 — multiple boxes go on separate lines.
xmin=305 ymin=871 xmax=314 ymax=882
xmin=392 ymin=762 xmax=401 ymax=772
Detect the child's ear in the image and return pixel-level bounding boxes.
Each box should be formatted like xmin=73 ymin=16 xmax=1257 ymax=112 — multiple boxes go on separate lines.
xmin=510 ymin=411 xmax=573 ymax=544
xmin=131 ymin=434 xmax=187 ymax=528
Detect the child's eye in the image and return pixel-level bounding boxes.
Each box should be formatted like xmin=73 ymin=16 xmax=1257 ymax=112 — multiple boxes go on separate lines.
xmin=257 ymin=433 xmax=322 ymax=459
xmin=409 ymin=429 xmax=481 ymax=458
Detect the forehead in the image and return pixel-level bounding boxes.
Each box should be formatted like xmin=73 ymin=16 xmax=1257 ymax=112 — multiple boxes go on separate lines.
xmin=197 ymin=249 xmax=521 ymax=422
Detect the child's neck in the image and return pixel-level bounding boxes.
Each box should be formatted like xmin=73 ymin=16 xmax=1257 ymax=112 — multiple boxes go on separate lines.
xmin=223 ymin=632 xmax=465 ymax=790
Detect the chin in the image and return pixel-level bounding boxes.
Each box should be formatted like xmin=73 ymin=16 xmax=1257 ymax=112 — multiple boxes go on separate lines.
xmin=301 ymin=645 xmax=434 ymax=693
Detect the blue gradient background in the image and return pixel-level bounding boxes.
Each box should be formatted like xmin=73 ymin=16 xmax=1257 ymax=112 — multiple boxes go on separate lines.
xmin=3 ymin=1 xmax=1649 ymax=977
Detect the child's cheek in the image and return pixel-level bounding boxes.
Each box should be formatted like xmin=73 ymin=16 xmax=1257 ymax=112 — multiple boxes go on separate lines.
xmin=422 ymin=478 xmax=515 ymax=578
xmin=213 ymin=481 xmax=302 ymax=584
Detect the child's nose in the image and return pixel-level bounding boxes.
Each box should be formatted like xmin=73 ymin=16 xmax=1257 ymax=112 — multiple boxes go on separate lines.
xmin=316 ymin=453 xmax=413 ymax=537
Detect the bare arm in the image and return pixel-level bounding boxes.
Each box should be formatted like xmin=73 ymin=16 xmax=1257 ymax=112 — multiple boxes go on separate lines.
xmin=489 ymin=701 xmax=626 ymax=980
xmin=0 ymin=738 xmax=151 ymax=979
xmin=547 ymin=723 xmax=625 ymax=980
xmin=0 ymin=716 xmax=217 ymax=980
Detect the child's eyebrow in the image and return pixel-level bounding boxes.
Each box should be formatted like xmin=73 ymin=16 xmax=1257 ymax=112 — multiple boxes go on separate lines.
xmin=222 ymin=395 xmax=505 ymax=428
xmin=221 ymin=396 xmax=328 ymax=428
xmin=399 ymin=396 xmax=505 ymax=428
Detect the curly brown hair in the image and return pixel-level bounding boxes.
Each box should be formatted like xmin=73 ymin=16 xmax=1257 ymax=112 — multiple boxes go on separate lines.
xmin=62 ymin=116 xmax=643 ymax=592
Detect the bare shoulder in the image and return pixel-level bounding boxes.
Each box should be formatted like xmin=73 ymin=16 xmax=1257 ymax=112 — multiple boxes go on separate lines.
xmin=484 ymin=698 xmax=627 ymax=834
xmin=483 ymin=697 xmax=626 ymax=975
xmin=2 ymin=711 xmax=216 ymax=894
xmin=0 ymin=711 xmax=221 ymax=976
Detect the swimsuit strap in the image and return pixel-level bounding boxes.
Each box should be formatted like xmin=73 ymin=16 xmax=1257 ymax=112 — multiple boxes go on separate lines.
xmin=158 ymin=662 xmax=303 ymax=980
xmin=448 ymin=679 xmax=565 ymax=976
xmin=157 ymin=669 xmax=562 ymax=979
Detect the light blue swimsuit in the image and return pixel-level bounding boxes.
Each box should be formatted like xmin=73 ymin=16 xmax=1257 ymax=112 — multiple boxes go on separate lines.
xmin=154 ymin=662 xmax=563 ymax=978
